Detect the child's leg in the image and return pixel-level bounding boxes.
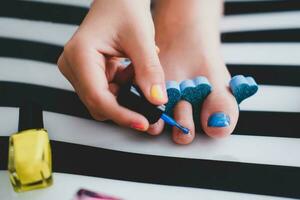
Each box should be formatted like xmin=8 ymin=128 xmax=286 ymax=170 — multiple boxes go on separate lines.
xmin=149 ymin=0 xmax=239 ymax=144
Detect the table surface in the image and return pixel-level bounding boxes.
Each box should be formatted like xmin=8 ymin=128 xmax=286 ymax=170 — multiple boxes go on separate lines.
xmin=1 ymin=0 xmax=300 ymax=199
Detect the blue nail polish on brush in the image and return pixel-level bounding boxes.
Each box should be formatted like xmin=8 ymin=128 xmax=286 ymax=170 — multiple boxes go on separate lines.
xmin=208 ymin=112 xmax=230 ymax=127
xmin=161 ymin=113 xmax=190 ymax=134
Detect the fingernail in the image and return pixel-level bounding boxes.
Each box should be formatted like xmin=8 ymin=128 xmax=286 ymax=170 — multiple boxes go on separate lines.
xmin=155 ymin=46 xmax=160 ymax=54
xmin=120 ymin=58 xmax=131 ymax=67
xmin=131 ymin=122 xmax=147 ymax=131
xmin=208 ymin=112 xmax=230 ymax=127
xmin=150 ymin=84 xmax=165 ymax=102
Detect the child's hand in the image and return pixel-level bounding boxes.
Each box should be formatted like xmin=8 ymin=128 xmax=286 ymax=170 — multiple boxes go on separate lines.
xmin=58 ymin=0 xmax=167 ymax=132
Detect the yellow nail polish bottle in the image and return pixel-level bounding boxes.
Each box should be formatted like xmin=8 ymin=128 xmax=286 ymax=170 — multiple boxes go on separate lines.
xmin=8 ymin=102 xmax=53 ymax=192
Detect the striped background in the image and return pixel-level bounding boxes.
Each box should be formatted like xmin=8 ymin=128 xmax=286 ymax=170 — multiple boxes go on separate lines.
xmin=0 ymin=0 xmax=300 ymax=199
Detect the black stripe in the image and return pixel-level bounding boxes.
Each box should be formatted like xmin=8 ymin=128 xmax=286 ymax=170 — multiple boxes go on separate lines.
xmin=0 ymin=81 xmax=300 ymax=138
xmin=222 ymin=29 xmax=300 ymax=43
xmin=0 ymin=81 xmax=91 ymax=119
xmin=0 ymin=1 xmax=87 ymax=25
xmin=0 ymin=37 xmax=61 ymax=64
xmin=1 ymin=1 xmax=300 ymax=26
xmin=225 ymin=0 xmax=300 ymax=15
xmin=236 ymin=111 xmax=300 ymax=138
xmin=1 ymin=37 xmax=300 ymax=86
xmin=0 ymin=137 xmax=299 ymax=198
xmin=228 ymin=64 xmax=300 ymax=87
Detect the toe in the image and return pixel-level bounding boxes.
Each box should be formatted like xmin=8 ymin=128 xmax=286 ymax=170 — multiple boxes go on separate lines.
xmin=172 ymin=101 xmax=195 ymax=145
xmin=147 ymin=119 xmax=165 ymax=135
xmin=201 ymin=88 xmax=239 ymax=138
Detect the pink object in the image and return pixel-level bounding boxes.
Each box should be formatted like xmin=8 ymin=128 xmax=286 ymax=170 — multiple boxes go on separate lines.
xmin=130 ymin=122 xmax=146 ymax=131
xmin=74 ymin=189 xmax=121 ymax=200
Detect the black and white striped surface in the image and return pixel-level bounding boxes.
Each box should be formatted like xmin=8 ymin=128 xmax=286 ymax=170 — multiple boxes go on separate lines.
xmin=0 ymin=0 xmax=300 ymax=199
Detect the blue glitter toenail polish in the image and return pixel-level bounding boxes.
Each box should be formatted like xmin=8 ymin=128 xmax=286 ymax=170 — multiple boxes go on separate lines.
xmin=208 ymin=113 xmax=230 ymax=127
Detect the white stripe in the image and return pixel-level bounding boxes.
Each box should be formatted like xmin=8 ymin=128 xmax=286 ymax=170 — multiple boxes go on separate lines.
xmin=1 ymin=6 xmax=298 ymax=35
xmin=2 ymin=11 xmax=300 ymax=46
xmin=1 ymin=19 xmax=300 ymax=65
xmin=0 ymin=17 xmax=76 ymax=45
xmin=0 ymin=171 xmax=287 ymax=200
xmin=0 ymin=57 xmax=73 ymax=90
xmin=0 ymin=107 xmax=18 ymax=135
xmin=6 ymin=58 xmax=300 ymax=113
xmin=240 ymin=85 xmax=300 ymax=112
xmin=2 ymin=5 xmax=300 ymax=36
xmin=0 ymin=57 xmax=299 ymax=113
xmin=1 ymin=107 xmax=300 ymax=168
xmin=222 ymin=11 xmax=300 ymax=32
xmin=222 ymin=43 xmax=300 ymax=65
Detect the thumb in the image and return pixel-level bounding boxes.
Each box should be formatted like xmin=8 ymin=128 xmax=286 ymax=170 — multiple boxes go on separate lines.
xmin=125 ymin=40 xmax=167 ymax=105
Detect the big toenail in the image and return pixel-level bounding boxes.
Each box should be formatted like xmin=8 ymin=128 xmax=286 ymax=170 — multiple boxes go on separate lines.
xmin=208 ymin=112 xmax=230 ymax=127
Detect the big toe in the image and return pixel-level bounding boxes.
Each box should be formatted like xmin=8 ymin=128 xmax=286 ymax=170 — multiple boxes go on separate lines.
xmin=201 ymin=88 xmax=239 ymax=138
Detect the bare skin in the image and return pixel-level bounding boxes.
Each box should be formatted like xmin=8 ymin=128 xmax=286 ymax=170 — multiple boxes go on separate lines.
xmin=58 ymin=0 xmax=239 ymax=144
xmin=148 ymin=0 xmax=239 ymax=144
xmin=57 ymin=0 xmax=168 ymax=132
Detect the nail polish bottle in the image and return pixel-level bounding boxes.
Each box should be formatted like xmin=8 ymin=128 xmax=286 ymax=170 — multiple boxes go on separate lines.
xmin=117 ymin=84 xmax=189 ymax=134
xmin=8 ymin=102 xmax=53 ymax=192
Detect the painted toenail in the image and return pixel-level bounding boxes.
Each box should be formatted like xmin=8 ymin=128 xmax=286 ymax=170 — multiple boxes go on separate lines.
xmin=208 ymin=112 xmax=230 ymax=127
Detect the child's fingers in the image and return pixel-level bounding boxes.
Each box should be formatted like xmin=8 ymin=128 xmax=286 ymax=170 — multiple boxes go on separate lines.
xmin=58 ymin=43 xmax=149 ymax=132
xmin=121 ymin=31 xmax=168 ymax=106
xmin=106 ymin=57 xmax=135 ymax=85
xmin=57 ymin=53 xmax=78 ymax=90
xmin=108 ymin=83 xmax=119 ymax=97
xmin=89 ymin=91 xmax=150 ymax=132
xmin=147 ymin=119 xmax=164 ymax=135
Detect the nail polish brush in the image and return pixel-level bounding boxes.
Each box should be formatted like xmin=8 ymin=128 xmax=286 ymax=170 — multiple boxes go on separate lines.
xmin=117 ymin=84 xmax=189 ymax=134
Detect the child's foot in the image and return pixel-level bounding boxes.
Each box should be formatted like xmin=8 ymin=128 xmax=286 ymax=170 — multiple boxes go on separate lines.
xmin=148 ymin=1 xmax=239 ymax=144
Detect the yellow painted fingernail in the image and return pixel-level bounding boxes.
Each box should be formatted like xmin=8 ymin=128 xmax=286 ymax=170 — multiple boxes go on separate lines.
xmin=150 ymin=84 xmax=164 ymax=102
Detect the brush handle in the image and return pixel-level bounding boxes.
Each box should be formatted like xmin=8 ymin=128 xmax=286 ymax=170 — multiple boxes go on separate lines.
xmin=117 ymin=83 xmax=165 ymax=124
